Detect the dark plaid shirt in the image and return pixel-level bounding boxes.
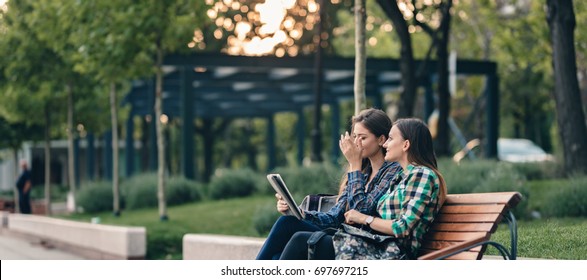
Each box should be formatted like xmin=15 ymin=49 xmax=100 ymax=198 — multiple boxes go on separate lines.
xmin=377 ymin=164 xmax=441 ymax=257
xmin=304 ymin=161 xmax=402 ymax=229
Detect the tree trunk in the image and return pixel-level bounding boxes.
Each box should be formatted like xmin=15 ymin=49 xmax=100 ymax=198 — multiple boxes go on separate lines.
xmin=376 ymin=0 xmax=417 ymax=118
xmin=546 ymin=0 xmax=587 ymax=175
xmin=44 ymin=106 xmax=52 ymax=216
xmin=354 ymin=0 xmax=367 ymax=115
xmin=435 ymin=1 xmax=453 ymax=157
xmin=155 ymin=45 xmax=168 ymax=220
xmin=110 ymin=82 xmax=120 ymax=216
xmin=66 ymin=83 xmax=76 ymax=212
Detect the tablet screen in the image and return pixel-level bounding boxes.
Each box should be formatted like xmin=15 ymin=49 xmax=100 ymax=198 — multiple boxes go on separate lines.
xmin=267 ymin=174 xmax=304 ymax=219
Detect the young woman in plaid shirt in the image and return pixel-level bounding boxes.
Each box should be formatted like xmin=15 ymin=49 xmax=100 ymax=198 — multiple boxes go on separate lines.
xmin=343 ymin=118 xmax=447 ymax=259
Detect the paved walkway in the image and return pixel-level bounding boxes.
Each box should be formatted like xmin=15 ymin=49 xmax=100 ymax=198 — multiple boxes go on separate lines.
xmin=0 ymin=233 xmax=85 ymax=260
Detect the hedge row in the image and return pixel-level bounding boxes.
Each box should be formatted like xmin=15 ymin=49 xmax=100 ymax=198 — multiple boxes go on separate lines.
xmin=75 ymin=161 xmax=586 ymax=227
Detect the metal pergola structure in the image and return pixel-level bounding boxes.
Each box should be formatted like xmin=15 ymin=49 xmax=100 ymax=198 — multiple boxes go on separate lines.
xmin=114 ymin=52 xmax=498 ymax=180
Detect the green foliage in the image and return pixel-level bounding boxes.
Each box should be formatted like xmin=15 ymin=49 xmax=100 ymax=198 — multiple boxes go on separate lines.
xmin=474 ymin=163 xmax=532 ymax=219
xmin=439 ymin=159 xmax=587 ymax=219
xmin=208 ymin=168 xmax=261 ymax=199
xmin=252 ymin=203 xmax=281 ymax=236
xmin=123 ymin=173 xmax=158 ymax=210
xmin=440 ymin=159 xmax=532 ymax=218
xmin=123 ymin=173 xmax=203 ymax=210
xmin=76 ymin=181 xmax=114 ymax=213
xmin=166 ymin=176 xmax=204 ymax=205
xmin=541 ymin=176 xmax=587 ymax=218
xmin=509 ymin=161 xmax=563 ymax=181
xmin=145 ymin=223 xmax=183 ymax=260
xmin=0 ymin=1 xmax=67 ymax=128
xmin=69 ymin=0 xmax=156 ymax=81
xmin=0 ymin=118 xmax=44 ymax=150
xmin=439 ymin=159 xmax=499 ymax=194
xmin=29 ymin=183 xmax=68 ymax=202
xmin=458 ymin=1 xmax=555 ymax=147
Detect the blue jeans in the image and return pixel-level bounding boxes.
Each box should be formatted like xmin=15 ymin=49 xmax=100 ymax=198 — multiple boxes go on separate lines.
xmin=256 ymin=215 xmax=321 ymax=260
xmin=280 ymin=231 xmax=335 ymax=260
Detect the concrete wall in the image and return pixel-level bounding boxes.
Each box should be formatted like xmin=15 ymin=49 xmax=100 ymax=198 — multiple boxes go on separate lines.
xmin=183 ymin=234 xmax=265 ymax=260
xmin=7 ymin=213 xmax=146 ymax=259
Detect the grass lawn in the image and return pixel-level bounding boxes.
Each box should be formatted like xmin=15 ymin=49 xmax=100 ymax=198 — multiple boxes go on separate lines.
xmin=489 ymin=218 xmax=587 ymax=259
xmin=61 ymin=195 xmax=587 ymax=260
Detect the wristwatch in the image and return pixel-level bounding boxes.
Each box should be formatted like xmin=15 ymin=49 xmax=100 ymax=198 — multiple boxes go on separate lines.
xmin=365 ymin=216 xmax=374 ymax=226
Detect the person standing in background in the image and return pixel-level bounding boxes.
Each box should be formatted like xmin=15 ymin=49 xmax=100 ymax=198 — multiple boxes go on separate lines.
xmin=16 ymin=159 xmax=32 ymax=214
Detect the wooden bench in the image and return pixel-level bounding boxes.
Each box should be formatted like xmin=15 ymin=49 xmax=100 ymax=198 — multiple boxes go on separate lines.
xmin=181 ymin=192 xmax=522 ymax=260
xmin=417 ymin=191 xmax=522 ymax=260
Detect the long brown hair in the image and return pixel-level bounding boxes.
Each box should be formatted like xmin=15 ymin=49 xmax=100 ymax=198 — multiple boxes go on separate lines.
xmin=394 ymin=118 xmax=447 ymax=206
xmin=337 ymin=108 xmax=392 ymax=198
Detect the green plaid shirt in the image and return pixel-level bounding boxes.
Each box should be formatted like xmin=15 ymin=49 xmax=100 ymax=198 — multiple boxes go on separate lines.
xmin=377 ymin=164 xmax=441 ymax=257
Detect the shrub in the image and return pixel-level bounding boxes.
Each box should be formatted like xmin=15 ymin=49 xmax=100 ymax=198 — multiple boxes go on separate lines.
xmin=439 ymin=159 xmax=532 ymax=219
xmin=124 ymin=173 xmax=203 ymax=210
xmin=510 ymin=161 xmax=563 ymax=181
xmin=208 ymin=168 xmax=261 ymax=199
xmin=542 ymin=176 xmax=587 ymax=218
xmin=473 ymin=163 xmax=532 ymax=219
xmin=146 ymin=226 xmax=183 ymax=260
xmin=253 ymin=202 xmax=281 ymax=236
xmin=30 ymin=184 xmax=69 ymax=202
xmin=76 ymin=181 xmax=114 ymax=213
xmin=439 ymin=159 xmax=500 ymax=194
xmin=123 ymin=173 xmax=158 ymax=210
xmin=166 ymin=176 xmax=203 ymax=205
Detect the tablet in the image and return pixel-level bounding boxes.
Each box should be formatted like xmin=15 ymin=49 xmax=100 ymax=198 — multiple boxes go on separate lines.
xmin=266 ymin=174 xmax=304 ymax=220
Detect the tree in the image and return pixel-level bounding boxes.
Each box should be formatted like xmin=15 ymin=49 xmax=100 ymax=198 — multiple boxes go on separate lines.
xmin=0 ymin=0 xmax=69 ymax=215
xmin=413 ymin=0 xmax=454 ymax=156
xmin=70 ymin=0 xmax=158 ymax=216
xmin=141 ymin=0 xmax=209 ymax=220
xmin=375 ymin=0 xmax=417 ymax=118
xmin=546 ymin=0 xmax=587 ymax=175
xmin=354 ymin=0 xmax=367 ymax=115
xmin=26 ymin=0 xmax=102 ymax=212
xmin=448 ymin=1 xmax=557 ymax=155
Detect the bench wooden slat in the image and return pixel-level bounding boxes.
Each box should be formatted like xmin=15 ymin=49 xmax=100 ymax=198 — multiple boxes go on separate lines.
xmin=430 ymin=222 xmax=495 ymax=232
xmin=418 ymin=248 xmax=483 ymax=260
xmin=423 ymin=231 xmax=489 ymax=242
xmin=440 ymin=204 xmax=507 ymax=214
xmin=421 ymin=240 xmax=483 ymax=252
xmin=444 ymin=192 xmax=522 ymax=207
xmin=435 ymin=213 xmax=503 ymax=223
